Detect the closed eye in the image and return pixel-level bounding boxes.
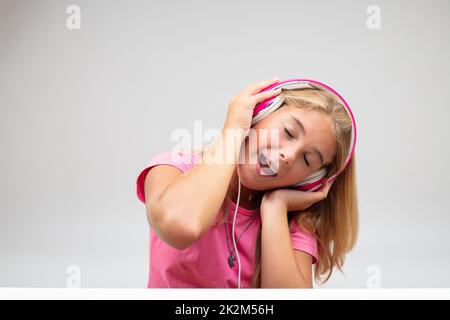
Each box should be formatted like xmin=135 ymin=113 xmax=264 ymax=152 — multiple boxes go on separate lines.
xmin=303 ymin=154 xmax=310 ymax=166
xmin=284 ymin=127 xmax=310 ymax=167
xmin=284 ymin=127 xmax=294 ymax=139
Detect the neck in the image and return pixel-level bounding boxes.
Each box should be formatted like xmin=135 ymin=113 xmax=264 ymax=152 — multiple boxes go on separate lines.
xmin=226 ymin=169 xmax=264 ymax=211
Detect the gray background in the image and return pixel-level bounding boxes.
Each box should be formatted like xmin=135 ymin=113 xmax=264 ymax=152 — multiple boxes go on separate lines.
xmin=1 ymin=0 xmax=449 ymax=288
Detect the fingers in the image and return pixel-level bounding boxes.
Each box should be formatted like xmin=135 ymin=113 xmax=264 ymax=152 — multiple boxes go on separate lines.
xmin=242 ymin=77 xmax=280 ymax=95
xmin=316 ymin=179 xmax=333 ymax=200
xmin=271 ymin=180 xmax=333 ymax=212
xmin=254 ymin=87 xmax=282 ymax=104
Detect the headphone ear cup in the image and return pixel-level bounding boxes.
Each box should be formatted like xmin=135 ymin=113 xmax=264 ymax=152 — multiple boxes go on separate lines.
xmin=292 ymin=167 xmax=328 ymax=188
xmin=251 ymin=96 xmax=284 ymax=126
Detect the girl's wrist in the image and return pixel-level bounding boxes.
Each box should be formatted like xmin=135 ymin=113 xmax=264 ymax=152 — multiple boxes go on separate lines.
xmin=202 ymin=127 xmax=245 ymax=166
xmin=221 ymin=126 xmax=247 ymax=144
xmin=260 ymin=194 xmax=288 ymax=222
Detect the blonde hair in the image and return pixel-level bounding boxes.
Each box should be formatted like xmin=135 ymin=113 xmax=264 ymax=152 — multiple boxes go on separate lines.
xmin=193 ymin=88 xmax=359 ymax=287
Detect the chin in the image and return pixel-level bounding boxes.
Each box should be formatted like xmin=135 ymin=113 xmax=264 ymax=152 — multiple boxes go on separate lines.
xmin=236 ymin=163 xmax=273 ymax=191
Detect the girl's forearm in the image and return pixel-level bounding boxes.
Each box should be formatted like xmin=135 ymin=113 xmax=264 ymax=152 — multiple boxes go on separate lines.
xmin=159 ymin=127 xmax=247 ymax=240
xmin=260 ymin=202 xmax=310 ymax=288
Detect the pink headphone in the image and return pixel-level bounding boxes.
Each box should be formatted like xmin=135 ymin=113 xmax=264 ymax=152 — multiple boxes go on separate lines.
xmin=251 ymin=78 xmax=357 ymax=192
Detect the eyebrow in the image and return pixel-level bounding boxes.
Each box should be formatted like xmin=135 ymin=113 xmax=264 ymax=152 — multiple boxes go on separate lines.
xmin=290 ymin=115 xmax=325 ymax=166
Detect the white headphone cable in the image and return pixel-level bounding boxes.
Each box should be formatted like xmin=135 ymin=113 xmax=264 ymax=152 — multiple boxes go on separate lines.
xmin=231 ymin=176 xmax=242 ymax=288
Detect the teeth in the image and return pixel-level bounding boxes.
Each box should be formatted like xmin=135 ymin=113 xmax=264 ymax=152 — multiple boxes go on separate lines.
xmin=259 ymin=153 xmax=270 ymax=166
xmin=260 ymin=165 xmax=277 ymax=176
xmin=258 ymin=152 xmax=279 ymax=175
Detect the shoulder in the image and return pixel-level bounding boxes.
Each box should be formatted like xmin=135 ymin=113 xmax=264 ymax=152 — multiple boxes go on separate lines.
xmin=136 ymin=150 xmax=200 ymax=204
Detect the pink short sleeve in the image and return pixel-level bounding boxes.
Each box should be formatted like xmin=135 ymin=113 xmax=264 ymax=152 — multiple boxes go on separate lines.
xmin=136 ymin=151 xmax=199 ymax=204
xmin=290 ymin=219 xmax=318 ymax=264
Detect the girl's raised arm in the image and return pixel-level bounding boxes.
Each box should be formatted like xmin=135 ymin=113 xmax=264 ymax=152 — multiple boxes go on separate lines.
xmin=145 ymin=78 xmax=281 ymax=248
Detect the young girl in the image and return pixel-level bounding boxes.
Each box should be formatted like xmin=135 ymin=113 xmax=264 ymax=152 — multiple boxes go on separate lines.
xmin=136 ymin=78 xmax=359 ymax=288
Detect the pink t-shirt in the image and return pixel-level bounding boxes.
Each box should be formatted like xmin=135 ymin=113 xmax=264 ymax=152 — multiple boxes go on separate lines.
xmin=136 ymin=150 xmax=318 ymax=288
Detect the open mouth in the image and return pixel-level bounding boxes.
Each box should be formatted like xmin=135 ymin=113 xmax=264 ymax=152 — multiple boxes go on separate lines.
xmin=257 ymin=153 xmax=278 ymax=176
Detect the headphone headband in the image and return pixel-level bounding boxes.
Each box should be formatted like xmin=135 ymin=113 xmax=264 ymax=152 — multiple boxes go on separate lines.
xmin=251 ymin=78 xmax=357 ymax=184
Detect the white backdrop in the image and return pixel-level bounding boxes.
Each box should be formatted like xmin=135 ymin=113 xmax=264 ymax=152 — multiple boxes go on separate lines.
xmin=1 ymin=0 xmax=449 ymax=288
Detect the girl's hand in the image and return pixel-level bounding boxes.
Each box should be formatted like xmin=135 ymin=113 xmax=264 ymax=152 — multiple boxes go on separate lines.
xmin=260 ymin=179 xmax=334 ymax=218
xmin=223 ymin=77 xmax=282 ymax=138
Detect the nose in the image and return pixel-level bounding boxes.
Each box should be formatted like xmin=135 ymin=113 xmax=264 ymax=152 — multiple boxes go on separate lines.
xmin=261 ymin=148 xmax=296 ymax=171
xmin=279 ymin=149 xmax=296 ymax=166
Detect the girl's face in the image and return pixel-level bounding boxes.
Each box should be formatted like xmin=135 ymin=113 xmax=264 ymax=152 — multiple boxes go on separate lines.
xmin=237 ymin=105 xmax=337 ymax=191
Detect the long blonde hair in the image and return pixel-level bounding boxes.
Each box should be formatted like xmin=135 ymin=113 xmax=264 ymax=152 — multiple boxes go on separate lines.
xmin=194 ymin=88 xmax=359 ymax=287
